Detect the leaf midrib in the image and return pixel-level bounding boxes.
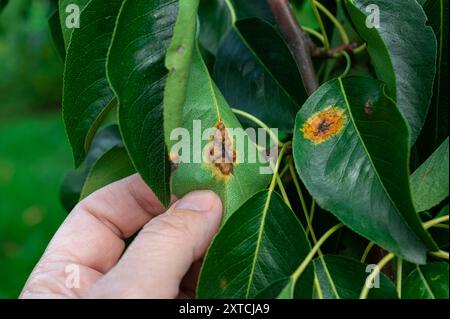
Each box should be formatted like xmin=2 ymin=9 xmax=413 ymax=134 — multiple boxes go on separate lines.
xmin=337 ymin=78 xmax=419 ymax=245
xmin=417 ymin=265 xmax=436 ymax=299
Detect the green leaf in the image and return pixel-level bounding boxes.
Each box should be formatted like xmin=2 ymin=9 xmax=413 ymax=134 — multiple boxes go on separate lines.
xmin=170 ymin=43 xmax=271 ymax=219
xmin=417 ymin=0 xmax=449 ymax=157
xmin=198 ymin=0 xmax=233 ymax=55
xmin=214 ymin=18 xmax=307 ymax=131
xmin=163 ymin=0 xmax=201 ymax=150
xmin=403 ymin=262 xmax=449 ymax=299
xmin=314 ymin=255 xmax=397 ymax=299
xmin=197 ymin=191 xmax=313 ymax=298
xmin=48 ymin=7 xmax=66 ymax=60
xmin=411 ymin=138 xmax=449 ymax=212
xmin=437 ymin=205 xmax=449 ymax=218
xmin=59 ymin=0 xmax=90 ymax=47
xmin=107 ymin=0 xmax=179 ymax=207
xmin=59 ymin=125 xmax=123 ymax=212
xmin=62 ymin=0 xmax=122 ymax=166
xmin=345 ymin=0 xmax=437 ymax=145
xmin=80 ymin=146 xmax=135 ymax=199
xmin=293 ymin=76 xmax=436 ymax=264
xmin=229 ymin=0 xmax=275 ymax=24
xmin=291 ymin=0 xmax=320 ymax=30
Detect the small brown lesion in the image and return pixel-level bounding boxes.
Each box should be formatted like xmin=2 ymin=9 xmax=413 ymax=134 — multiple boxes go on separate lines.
xmin=206 ymin=120 xmax=237 ymax=177
xmin=301 ymin=106 xmax=347 ymax=144
xmin=364 ymin=99 xmax=373 ymax=115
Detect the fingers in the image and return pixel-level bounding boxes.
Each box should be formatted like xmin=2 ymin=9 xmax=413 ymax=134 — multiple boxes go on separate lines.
xmin=21 ymin=174 xmax=170 ymax=298
xmin=85 ymin=191 xmax=223 ymax=299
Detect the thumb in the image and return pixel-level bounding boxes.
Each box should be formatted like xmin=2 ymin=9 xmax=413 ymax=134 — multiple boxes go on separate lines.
xmin=85 ymin=191 xmax=223 ymax=298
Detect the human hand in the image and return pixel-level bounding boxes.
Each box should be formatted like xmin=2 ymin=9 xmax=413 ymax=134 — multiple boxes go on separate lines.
xmin=20 ymin=174 xmax=222 ymax=299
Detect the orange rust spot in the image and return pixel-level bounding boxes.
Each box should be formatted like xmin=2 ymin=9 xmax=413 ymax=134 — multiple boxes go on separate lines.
xmin=301 ymin=106 xmax=347 ymax=144
xmin=207 ymin=120 xmax=236 ymax=177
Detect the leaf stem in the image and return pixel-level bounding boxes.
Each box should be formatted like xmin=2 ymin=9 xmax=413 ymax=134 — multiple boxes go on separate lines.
xmin=276 ymin=175 xmax=292 ymax=210
xmin=429 ymin=250 xmax=449 ymax=260
xmin=313 ymin=0 xmax=350 ymax=45
xmin=360 ymin=252 xmax=395 ymax=299
xmin=338 ymin=51 xmax=351 ymax=78
xmin=423 ymin=215 xmax=449 ymax=229
xmin=268 ymin=142 xmax=292 ymax=193
xmin=360 ymin=241 xmax=375 ymax=263
xmin=314 ymin=275 xmax=324 ymax=299
xmin=291 ymin=224 xmax=344 ymax=287
xmin=396 ymin=258 xmax=402 ymax=298
xmin=302 ymin=26 xmax=325 ymax=44
xmin=231 ymin=108 xmax=283 ymax=147
xmin=311 ymin=0 xmax=330 ymax=50
xmin=352 ymin=43 xmax=367 ymax=54
xmin=288 ymin=160 xmax=336 ymax=298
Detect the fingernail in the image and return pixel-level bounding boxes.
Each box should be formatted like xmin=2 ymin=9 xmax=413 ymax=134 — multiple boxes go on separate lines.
xmin=175 ymin=191 xmax=222 ymax=213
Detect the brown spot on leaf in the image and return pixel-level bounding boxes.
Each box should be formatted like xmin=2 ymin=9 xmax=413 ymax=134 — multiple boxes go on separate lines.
xmin=301 ymin=106 xmax=347 ymax=144
xmin=364 ymin=99 xmax=373 ymax=115
xmin=207 ymin=120 xmax=236 ymax=177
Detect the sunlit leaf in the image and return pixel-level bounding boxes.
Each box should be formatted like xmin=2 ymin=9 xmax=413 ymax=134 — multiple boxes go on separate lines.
xmin=163 ymin=0 xmax=201 ymax=150
xmin=170 ymin=43 xmax=271 ymax=219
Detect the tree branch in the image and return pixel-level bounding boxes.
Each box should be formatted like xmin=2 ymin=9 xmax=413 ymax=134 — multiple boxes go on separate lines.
xmin=267 ymin=0 xmax=319 ymax=95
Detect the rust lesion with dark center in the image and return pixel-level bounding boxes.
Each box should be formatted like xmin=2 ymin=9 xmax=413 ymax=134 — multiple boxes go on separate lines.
xmin=207 ymin=120 xmax=236 ymax=176
xmin=301 ymin=106 xmax=347 ymax=144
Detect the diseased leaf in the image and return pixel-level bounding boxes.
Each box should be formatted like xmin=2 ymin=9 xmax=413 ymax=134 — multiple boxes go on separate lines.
xmin=197 ymin=191 xmax=313 ymax=298
xmin=198 ymin=0 xmax=233 ymax=55
xmin=411 ymin=138 xmax=449 ymax=212
xmin=80 ymin=146 xmax=135 ymax=199
xmin=403 ymin=262 xmax=449 ymax=299
xmin=345 ymin=0 xmax=437 ymax=145
xmin=214 ymin=18 xmax=307 ymax=131
xmin=62 ymin=0 xmax=122 ymax=166
xmin=293 ymin=76 xmax=437 ymax=264
xmin=107 ymin=0 xmax=179 ymax=207
xmin=170 ymin=43 xmax=271 ymax=219
xmin=163 ymin=0 xmax=201 ymax=150
xmin=314 ymin=255 xmax=397 ymax=299
xmin=59 ymin=125 xmax=123 ymax=212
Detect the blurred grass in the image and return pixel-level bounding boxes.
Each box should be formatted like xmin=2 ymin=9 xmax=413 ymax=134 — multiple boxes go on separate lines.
xmin=0 ymin=0 xmax=70 ymax=298
xmin=0 ymin=115 xmax=71 ymax=298
xmin=0 ymin=0 xmax=63 ymax=119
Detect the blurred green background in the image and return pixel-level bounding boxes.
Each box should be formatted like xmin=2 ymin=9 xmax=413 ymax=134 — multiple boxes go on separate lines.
xmin=0 ymin=0 xmax=71 ymax=298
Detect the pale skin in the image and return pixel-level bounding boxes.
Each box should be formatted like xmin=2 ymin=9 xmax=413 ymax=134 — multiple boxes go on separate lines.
xmin=20 ymin=174 xmax=223 ymax=299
